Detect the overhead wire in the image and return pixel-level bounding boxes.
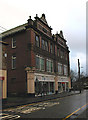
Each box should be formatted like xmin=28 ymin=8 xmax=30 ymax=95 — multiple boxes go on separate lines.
xmin=0 ymin=29 xmax=5 ymax=31
xmin=0 ymin=26 xmax=7 ymax=30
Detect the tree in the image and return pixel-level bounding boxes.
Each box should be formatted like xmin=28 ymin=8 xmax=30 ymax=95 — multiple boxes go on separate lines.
xmin=70 ymin=69 xmax=86 ymax=91
xmin=70 ymin=70 xmax=77 ymax=86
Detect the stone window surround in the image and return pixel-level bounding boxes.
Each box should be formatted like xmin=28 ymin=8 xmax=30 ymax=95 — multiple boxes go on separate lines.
xmin=35 ymin=35 xmax=40 ymax=47
xmin=12 ymin=55 xmax=16 ymax=69
xmin=64 ymin=65 xmax=68 ymax=76
xmin=12 ymin=37 xmax=16 ymax=48
xmin=46 ymin=58 xmax=53 ymax=73
xmin=58 ymin=63 xmax=63 ymax=75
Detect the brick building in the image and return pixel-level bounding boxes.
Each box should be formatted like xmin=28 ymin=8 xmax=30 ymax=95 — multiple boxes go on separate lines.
xmin=2 ymin=14 xmax=71 ymax=96
xmin=0 ymin=41 xmax=8 ymax=99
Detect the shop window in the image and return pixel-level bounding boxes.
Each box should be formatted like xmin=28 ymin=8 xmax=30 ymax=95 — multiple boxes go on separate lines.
xmin=50 ymin=82 xmax=54 ymax=93
xmin=46 ymin=59 xmax=53 ymax=72
xmin=35 ymin=35 xmax=40 ymax=47
xmin=12 ymin=55 xmax=16 ymax=69
xmin=12 ymin=37 xmax=16 ymax=48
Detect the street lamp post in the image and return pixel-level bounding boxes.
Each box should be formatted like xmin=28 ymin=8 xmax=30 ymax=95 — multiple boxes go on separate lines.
xmin=78 ymin=59 xmax=81 ymax=93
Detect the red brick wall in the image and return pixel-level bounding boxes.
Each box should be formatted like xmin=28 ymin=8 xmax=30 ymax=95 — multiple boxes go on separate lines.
xmin=31 ymin=51 xmax=35 ymax=67
xmin=55 ymin=45 xmax=57 ymax=55
xmin=3 ymin=30 xmax=31 ymax=95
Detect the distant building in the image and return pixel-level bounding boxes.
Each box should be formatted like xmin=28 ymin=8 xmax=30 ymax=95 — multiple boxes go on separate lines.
xmin=2 ymin=14 xmax=71 ymax=96
xmin=0 ymin=41 xmax=8 ymax=99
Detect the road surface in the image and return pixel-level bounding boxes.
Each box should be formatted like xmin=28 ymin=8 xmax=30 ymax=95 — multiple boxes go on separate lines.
xmin=1 ymin=90 xmax=88 ymax=119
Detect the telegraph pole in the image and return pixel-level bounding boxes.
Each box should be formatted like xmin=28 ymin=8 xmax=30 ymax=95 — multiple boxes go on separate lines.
xmin=78 ymin=59 xmax=81 ymax=93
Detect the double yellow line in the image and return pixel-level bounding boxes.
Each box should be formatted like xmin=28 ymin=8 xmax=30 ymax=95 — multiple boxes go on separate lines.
xmin=63 ymin=103 xmax=88 ymax=120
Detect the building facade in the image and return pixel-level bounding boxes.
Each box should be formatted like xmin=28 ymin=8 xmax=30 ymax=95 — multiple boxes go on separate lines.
xmin=2 ymin=14 xmax=71 ymax=96
xmin=0 ymin=41 xmax=8 ymax=99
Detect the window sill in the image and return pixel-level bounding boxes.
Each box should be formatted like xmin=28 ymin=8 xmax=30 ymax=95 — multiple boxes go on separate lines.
xmin=12 ymin=47 xmax=16 ymax=49
xmin=12 ymin=68 xmax=16 ymax=70
xmin=36 ymin=69 xmax=45 ymax=72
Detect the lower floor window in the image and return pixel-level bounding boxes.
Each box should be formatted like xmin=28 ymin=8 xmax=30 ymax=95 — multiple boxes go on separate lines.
xmin=58 ymin=63 xmax=63 ymax=74
xmin=35 ymin=81 xmax=54 ymax=94
xmin=46 ymin=59 xmax=53 ymax=72
xmin=36 ymin=55 xmax=45 ymax=71
xmin=12 ymin=55 xmax=16 ymax=69
xmin=64 ymin=65 xmax=68 ymax=75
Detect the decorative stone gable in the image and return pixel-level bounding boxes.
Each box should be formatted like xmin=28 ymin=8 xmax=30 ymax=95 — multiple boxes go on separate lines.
xmin=40 ymin=14 xmax=48 ymax=25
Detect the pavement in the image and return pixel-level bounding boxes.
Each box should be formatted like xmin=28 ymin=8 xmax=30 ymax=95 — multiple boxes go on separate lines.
xmin=2 ymin=91 xmax=80 ymax=109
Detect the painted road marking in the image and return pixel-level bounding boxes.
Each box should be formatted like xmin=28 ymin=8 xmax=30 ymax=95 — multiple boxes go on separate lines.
xmin=3 ymin=102 xmax=60 ymax=114
xmin=63 ymin=103 xmax=88 ymax=120
xmin=2 ymin=93 xmax=76 ymax=111
xmin=2 ymin=92 xmax=86 ymax=114
xmin=0 ymin=113 xmax=20 ymax=119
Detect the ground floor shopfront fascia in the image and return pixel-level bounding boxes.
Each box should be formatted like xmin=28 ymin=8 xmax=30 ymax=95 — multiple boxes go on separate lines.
xmin=26 ymin=71 xmax=71 ymax=96
xmin=34 ymin=73 xmax=55 ymax=95
xmin=57 ymin=76 xmax=70 ymax=93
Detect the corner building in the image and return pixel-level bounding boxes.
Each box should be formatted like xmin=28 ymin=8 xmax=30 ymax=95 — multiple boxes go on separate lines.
xmin=2 ymin=14 xmax=71 ymax=96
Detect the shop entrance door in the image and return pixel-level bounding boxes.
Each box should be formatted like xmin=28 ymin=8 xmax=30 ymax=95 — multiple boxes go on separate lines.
xmin=58 ymin=82 xmax=62 ymax=93
xmin=62 ymin=82 xmax=65 ymax=91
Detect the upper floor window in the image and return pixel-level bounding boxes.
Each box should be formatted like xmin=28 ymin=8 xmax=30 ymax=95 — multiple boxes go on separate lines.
xmin=41 ymin=39 xmax=48 ymax=51
xmin=64 ymin=65 xmax=68 ymax=75
xmin=65 ymin=53 xmax=68 ymax=61
xmin=35 ymin=35 xmax=40 ymax=47
xmin=50 ymin=43 xmax=53 ymax=53
xmin=42 ymin=28 xmax=47 ymax=33
xmin=58 ymin=63 xmax=63 ymax=74
xmin=46 ymin=59 xmax=53 ymax=72
xmin=36 ymin=56 xmax=40 ymax=69
xmin=36 ymin=55 xmax=45 ymax=71
xmin=57 ymin=47 xmax=60 ymax=57
xmin=12 ymin=38 xmax=16 ymax=48
xmin=12 ymin=55 xmax=16 ymax=69
xmin=45 ymin=41 xmax=48 ymax=51
xmin=42 ymin=39 xmax=45 ymax=50
xmin=40 ymin=57 xmax=45 ymax=71
xmin=60 ymin=50 xmax=64 ymax=59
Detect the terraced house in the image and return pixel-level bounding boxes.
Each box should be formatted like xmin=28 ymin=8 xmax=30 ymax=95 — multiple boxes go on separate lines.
xmin=2 ymin=14 xmax=71 ymax=97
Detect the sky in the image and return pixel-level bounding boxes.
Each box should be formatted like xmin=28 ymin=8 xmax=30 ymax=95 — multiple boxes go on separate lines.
xmin=0 ymin=0 xmax=87 ymax=74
